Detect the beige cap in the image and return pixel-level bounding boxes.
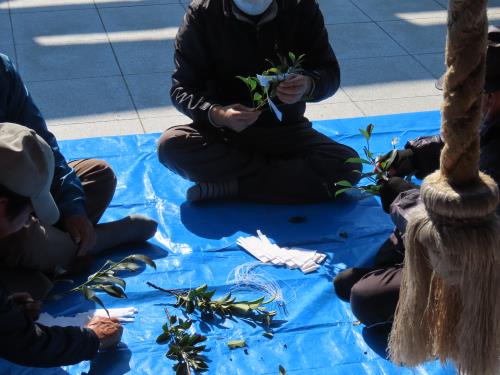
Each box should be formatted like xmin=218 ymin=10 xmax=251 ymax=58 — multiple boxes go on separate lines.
xmin=0 ymin=122 xmax=59 ymax=224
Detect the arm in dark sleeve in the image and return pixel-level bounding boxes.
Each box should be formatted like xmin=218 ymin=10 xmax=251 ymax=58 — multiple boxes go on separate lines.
xmin=170 ymin=7 xmax=218 ymax=124
xmin=0 ymin=53 xmax=86 ymax=218
xmin=404 ymin=134 xmax=444 ymax=179
xmin=296 ymin=0 xmax=340 ymax=102
xmin=0 ymin=289 xmax=99 ymax=367
xmin=389 ymin=188 xmax=422 ymax=236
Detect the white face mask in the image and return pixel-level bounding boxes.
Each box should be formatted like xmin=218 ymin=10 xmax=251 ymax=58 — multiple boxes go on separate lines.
xmin=232 ymin=0 xmax=273 ymax=16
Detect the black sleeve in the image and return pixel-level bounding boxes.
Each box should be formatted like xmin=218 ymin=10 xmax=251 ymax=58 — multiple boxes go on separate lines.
xmin=0 ymin=289 xmax=99 ymax=368
xmin=405 ymin=134 xmax=444 ymax=179
xmin=170 ymin=6 xmax=217 ymax=124
xmin=296 ymin=0 xmax=340 ymax=102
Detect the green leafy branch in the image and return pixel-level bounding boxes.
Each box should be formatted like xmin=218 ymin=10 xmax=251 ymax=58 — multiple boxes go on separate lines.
xmin=147 ymin=282 xmax=277 ymax=327
xmin=157 ymin=309 xmax=208 ymax=375
xmin=335 ymin=124 xmax=399 ymax=197
xmin=236 ymin=51 xmax=306 ymax=109
xmin=57 ymin=254 xmax=156 ymax=316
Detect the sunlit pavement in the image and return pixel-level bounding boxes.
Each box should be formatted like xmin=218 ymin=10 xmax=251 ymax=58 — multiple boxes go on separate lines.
xmin=1 ymin=0 xmax=499 ymax=139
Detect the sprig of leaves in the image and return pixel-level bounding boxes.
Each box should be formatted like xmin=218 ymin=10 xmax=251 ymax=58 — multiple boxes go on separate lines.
xmin=157 ymin=309 xmax=208 ymax=375
xmin=147 ymin=283 xmax=277 ymax=327
xmin=66 ymin=254 xmax=156 ymax=316
xmin=335 ymin=124 xmax=399 ymax=197
xmin=237 ymin=51 xmax=306 ymax=109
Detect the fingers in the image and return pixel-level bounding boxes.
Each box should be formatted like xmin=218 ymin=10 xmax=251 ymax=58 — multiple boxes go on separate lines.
xmin=77 ymin=225 xmax=97 ymax=256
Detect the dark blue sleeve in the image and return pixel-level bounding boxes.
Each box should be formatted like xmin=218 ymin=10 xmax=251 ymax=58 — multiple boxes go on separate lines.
xmin=0 ymin=53 xmax=86 ymax=218
xmin=0 ymin=288 xmax=99 ymax=367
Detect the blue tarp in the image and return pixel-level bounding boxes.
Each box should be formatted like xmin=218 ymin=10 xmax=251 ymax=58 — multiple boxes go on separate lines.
xmin=1 ymin=111 xmax=458 ymax=374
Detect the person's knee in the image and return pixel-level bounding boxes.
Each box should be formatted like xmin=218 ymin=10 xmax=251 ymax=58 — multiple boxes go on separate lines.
xmin=157 ymin=126 xmax=191 ymax=168
xmin=90 ymin=159 xmax=117 ymax=194
xmin=350 ymin=279 xmax=383 ymax=327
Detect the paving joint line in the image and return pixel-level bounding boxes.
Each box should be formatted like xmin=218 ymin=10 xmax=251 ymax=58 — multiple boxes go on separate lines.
xmin=92 ymin=0 xmax=147 ymax=134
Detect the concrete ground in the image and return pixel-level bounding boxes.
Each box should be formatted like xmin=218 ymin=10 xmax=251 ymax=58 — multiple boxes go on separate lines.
xmin=1 ymin=0 xmax=499 ymax=140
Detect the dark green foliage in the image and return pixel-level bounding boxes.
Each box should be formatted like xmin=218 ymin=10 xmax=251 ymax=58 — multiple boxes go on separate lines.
xmin=147 ymin=283 xmax=277 ymax=327
xmin=236 ymin=52 xmax=306 ymax=109
xmin=67 ymin=254 xmax=156 ymax=316
xmin=157 ymin=310 xmax=208 ymax=375
xmin=335 ymin=124 xmax=399 ymax=197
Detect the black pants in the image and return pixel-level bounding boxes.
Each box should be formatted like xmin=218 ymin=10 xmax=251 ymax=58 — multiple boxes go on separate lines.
xmin=350 ymin=265 xmax=402 ymax=327
xmin=157 ymin=120 xmax=361 ymax=204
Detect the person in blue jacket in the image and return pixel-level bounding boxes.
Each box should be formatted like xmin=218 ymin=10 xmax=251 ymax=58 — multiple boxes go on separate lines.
xmin=0 ymin=53 xmax=158 ymax=299
xmin=0 ymin=123 xmax=122 ymax=367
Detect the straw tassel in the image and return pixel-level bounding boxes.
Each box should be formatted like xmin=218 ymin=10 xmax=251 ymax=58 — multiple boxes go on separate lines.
xmin=388 ymin=0 xmax=500 ymax=374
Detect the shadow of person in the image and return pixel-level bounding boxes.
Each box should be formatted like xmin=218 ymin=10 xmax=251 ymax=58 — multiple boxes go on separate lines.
xmin=362 ymin=324 xmax=392 ymax=360
xmin=179 ymin=193 xmax=369 ymax=244
xmin=85 ymin=343 xmax=132 ymax=375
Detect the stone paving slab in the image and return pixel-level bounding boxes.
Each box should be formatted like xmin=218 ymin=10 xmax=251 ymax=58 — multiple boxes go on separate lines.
xmin=17 ymin=43 xmax=120 ymax=81
xmin=0 ymin=14 xmax=12 ymax=44
xmin=1 ymin=0 xmax=499 ymax=139
xmin=28 ymin=76 xmax=138 ymax=126
xmin=11 ymin=8 xmax=106 ymax=44
xmin=328 ymin=23 xmax=406 ymax=60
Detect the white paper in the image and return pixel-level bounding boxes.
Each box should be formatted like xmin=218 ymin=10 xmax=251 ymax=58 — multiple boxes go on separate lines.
xmin=37 ymin=307 xmax=138 ymax=328
xmin=237 ymin=231 xmax=326 ymax=274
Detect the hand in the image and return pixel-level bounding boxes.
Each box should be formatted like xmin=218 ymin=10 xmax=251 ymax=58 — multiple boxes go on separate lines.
xmin=379 ymin=149 xmax=415 ymax=177
xmin=276 ymin=74 xmax=313 ymax=104
xmin=210 ymin=104 xmax=261 ymax=132
xmin=63 ymin=215 xmax=96 ymax=256
xmin=8 ymin=292 xmax=42 ymax=321
xmin=85 ymin=316 xmax=123 ymax=350
xmin=379 ymin=177 xmax=417 ymax=213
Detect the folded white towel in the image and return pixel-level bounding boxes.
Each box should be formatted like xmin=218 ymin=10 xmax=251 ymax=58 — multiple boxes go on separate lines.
xmin=237 ymin=231 xmax=326 ymax=274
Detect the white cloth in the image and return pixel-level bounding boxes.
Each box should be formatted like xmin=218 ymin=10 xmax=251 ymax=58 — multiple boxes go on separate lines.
xmin=37 ymin=307 xmax=138 ymax=327
xmin=237 ymin=230 xmax=326 ymax=273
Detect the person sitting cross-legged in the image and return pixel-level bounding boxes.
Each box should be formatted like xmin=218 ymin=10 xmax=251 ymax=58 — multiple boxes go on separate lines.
xmin=0 ymin=53 xmax=158 ymax=299
xmin=157 ymin=0 xmax=361 ymax=203
xmin=0 ymin=123 xmax=123 ymax=367
xmin=333 ymin=25 xmax=500 ymax=342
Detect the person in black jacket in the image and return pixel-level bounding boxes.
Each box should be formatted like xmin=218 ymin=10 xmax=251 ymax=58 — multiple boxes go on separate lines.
xmin=157 ymin=0 xmax=361 ymax=203
xmin=0 ymin=123 xmax=122 ymax=367
xmin=333 ymin=25 xmax=500 ymax=342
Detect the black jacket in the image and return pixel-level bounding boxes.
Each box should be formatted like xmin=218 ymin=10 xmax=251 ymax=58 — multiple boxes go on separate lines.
xmin=391 ymin=118 xmax=500 ymax=233
xmin=171 ymin=0 xmax=340 ymax=127
xmin=0 ymin=287 xmax=99 ymax=367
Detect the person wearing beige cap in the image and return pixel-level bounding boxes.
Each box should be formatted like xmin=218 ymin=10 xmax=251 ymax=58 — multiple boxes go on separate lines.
xmin=0 ymin=123 xmax=122 ymax=367
xmin=0 ymin=53 xmax=158 ymax=298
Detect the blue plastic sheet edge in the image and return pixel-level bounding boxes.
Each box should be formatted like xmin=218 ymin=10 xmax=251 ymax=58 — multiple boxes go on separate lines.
xmin=0 ymin=111 xmax=458 ymax=374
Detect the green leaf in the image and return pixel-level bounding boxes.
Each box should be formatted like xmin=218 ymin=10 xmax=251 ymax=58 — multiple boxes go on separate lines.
xmin=359 ymin=128 xmax=370 ymax=141
xmin=279 ymin=365 xmax=287 ymax=375
xmin=366 ymin=123 xmax=374 ymax=138
xmin=227 ymin=340 xmax=247 ymax=349
xmin=128 ymin=254 xmax=157 ymax=270
xmin=263 ymin=332 xmax=274 ymax=339
xmin=335 ymin=180 xmax=353 ymax=188
xmin=379 ymin=149 xmax=397 ymax=171
xmin=99 ymin=284 xmax=127 ymax=299
xmin=113 ymin=262 xmax=141 ymax=272
xmin=265 ymin=67 xmax=280 ymax=75
xmin=288 ymin=52 xmax=296 ymax=62
xmin=345 ymin=157 xmax=371 ymax=165
xmin=94 ymin=275 xmax=126 ymax=289
xmin=156 ymin=332 xmax=170 ymax=344
xmin=334 ymin=188 xmax=352 ymax=197
xmin=81 ymin=286 xmax=109 ymax=316
xmin=253 ymin=92 xmax=263 ymax=102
